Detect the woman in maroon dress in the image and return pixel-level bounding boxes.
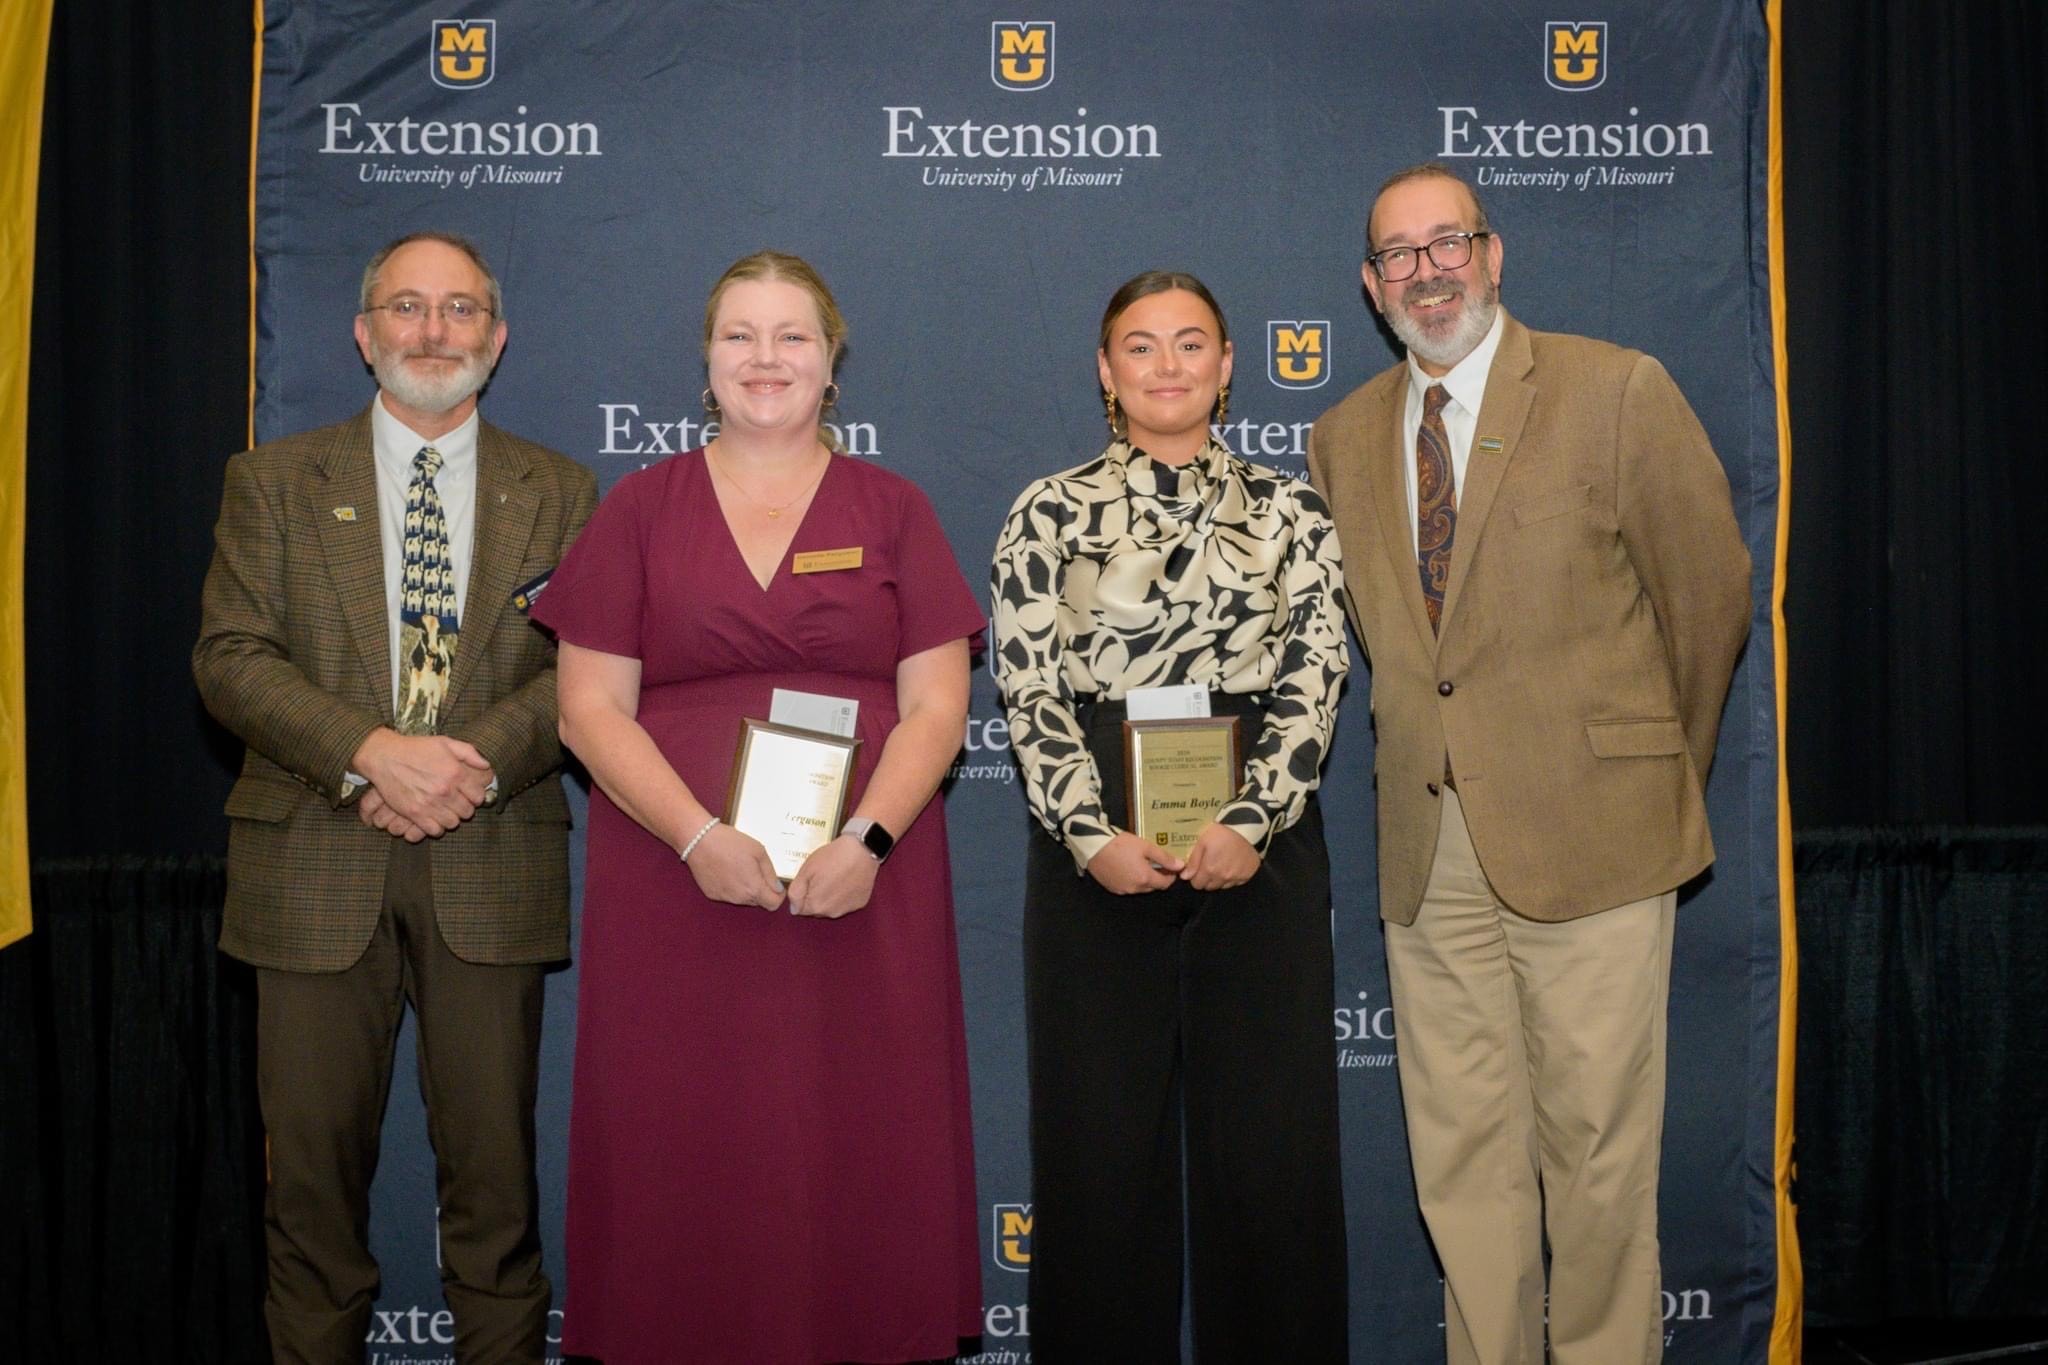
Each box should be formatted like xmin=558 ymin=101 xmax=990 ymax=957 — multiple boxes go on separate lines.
xmin=534 ymin=251 xmax=984 ymax=1363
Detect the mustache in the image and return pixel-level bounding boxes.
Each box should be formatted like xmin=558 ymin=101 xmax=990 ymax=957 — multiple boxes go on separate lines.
xmin=1404 ymin=278 xmax=1465 ymax=307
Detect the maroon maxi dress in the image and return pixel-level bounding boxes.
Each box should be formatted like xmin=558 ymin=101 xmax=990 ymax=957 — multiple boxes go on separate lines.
xmin=532 ymin=450 xmax=984 ymax=1364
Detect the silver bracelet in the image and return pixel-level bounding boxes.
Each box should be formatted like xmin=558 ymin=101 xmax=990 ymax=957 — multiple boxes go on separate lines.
xmin=678 ymin=816 xmax=721 ymax=863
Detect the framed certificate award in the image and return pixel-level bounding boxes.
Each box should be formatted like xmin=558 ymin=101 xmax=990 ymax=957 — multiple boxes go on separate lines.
xmin=724 ymin=718 xmax=861 ymax=881
xmin=1122 ymin=716 xmax=1244 ymax=854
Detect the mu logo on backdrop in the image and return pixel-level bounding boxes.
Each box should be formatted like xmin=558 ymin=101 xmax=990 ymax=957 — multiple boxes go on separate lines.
xmin=991 ymin=22 xmax=1054 ymax=91
xmin=431 ymin=19 xmax=495 ymax=89
xmin=1268 ymin=321 xmax=1330 ymax=390
xmin=992 ymin=1203 xmax=1032 ymax=1271
xmin=1544 ymin=21 xmax=1607 ymax=91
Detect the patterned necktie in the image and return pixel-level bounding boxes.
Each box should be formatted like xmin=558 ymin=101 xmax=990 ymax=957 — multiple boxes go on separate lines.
xmin=396 ymin=445 xmax=458 ymax=734
xmin=1416 ymin=383 xmax=1457 ymax=634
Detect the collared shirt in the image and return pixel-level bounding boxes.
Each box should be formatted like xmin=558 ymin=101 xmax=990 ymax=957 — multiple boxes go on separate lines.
xmin=370 ymin=394 xmax=477 ymax=712
xmin=1398 ymin=306 xmax=1506 ymax=553
xmin=991 ymin=437 xmax=1349 ymax=870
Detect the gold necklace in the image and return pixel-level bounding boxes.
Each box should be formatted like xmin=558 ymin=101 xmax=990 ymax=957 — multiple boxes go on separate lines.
xmin=707 ymin=445 xmax=831 ymax=518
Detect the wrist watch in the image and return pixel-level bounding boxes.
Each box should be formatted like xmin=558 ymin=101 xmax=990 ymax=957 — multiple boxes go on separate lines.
xmin=840 ymin=816 xmax=895 ymax=864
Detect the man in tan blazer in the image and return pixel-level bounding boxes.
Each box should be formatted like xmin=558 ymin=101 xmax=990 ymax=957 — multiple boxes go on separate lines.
xmin=194 ymin=232 xmax=596 ymax=1364
xmin=1307 ymin=165 xmax=1750 ymax=1364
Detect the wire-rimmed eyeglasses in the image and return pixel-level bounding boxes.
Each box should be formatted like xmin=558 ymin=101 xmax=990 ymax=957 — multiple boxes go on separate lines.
xmin=362 ymin=296 xmax=494 ymax=328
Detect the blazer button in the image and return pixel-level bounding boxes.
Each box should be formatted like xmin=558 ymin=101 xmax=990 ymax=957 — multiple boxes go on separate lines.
xmin=1438 ymin=681 xmax=1454 ymax=696
xmin=1426 ymin=782 xmax=1440 ymax=796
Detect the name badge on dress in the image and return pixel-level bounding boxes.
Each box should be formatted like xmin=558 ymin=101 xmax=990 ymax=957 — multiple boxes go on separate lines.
xmin=792 ymin=547 xmax=863 ymax=574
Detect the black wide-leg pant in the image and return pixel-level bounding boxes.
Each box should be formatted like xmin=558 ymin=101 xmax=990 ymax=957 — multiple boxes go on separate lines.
xmin=1022 ymin=695 xmax=1348 ymax=1363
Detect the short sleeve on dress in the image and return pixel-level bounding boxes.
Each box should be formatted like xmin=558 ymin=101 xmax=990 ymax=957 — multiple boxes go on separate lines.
xmin=530 ymin=465 xmax=651 ymax=660
xmin=891 ymin=481 xmax=986 ymax=663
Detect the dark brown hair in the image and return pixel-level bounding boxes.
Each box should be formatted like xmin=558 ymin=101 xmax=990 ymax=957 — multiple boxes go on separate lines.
xmin=1097 ymin=270 xmax=1230 ymax=360
xmin=1367 ymin=162 xmax=1492 ymax=250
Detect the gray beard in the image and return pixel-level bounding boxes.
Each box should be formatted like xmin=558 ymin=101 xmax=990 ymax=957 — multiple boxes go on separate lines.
xmin=370 ymin=341 xmax=492 ymax=415
xmin=1387 ymin=280 xmax=1498 ymax=372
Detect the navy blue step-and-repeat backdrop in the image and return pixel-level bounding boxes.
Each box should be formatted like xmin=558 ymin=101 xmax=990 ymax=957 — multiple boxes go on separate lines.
xmin=250 ymin=3 xmax=1787 ymax=1359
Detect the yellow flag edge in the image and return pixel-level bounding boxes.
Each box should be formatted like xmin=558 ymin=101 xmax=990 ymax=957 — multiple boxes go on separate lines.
xmin=1766 ymin=0 xmax=1805 ymax=1359
xmin=0 ymin=0 xmax=56 ymax=949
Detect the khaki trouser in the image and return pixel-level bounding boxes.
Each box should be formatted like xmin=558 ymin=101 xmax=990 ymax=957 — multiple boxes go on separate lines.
xmin=1385 ymin=788 xmax=1676 ymax=1365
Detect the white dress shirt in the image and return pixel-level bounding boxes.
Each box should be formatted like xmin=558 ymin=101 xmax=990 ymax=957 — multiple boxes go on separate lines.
xmin=1398 ymin=307 xmax=1506 ymax=554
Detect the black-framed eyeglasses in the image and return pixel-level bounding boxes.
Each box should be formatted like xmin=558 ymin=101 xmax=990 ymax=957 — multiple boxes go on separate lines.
xmin=1366 ymin=231 xmax=1492 ymax=283
xmin=363 ymin=296 xmax=494 ymax=328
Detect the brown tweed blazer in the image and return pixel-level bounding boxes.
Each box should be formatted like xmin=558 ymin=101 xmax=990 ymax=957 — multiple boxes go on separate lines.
xmin=1307 ymin=312 xmax=1751 ymax=925
xmin=193 ymin=408 xmax=598 ymax=970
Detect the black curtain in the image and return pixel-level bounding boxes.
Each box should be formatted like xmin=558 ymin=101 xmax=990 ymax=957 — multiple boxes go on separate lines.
xmin=1781 ymin=2 xmax=2048 ymax=827
xmin=13 ymin=5 xmax=268 ymax=1355
xmin=0 ymin=860 xmax=267 ymax=1361
xmin=1794 ymin=830 xmax=2048 ymax=1323
xmin=25 ymin=0 xmax=253 ymax=860
xmin=1781 ymin=5 xmax=2048 ymax=1338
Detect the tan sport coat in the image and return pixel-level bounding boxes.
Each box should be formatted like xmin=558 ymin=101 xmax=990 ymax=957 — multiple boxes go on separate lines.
xmin=193 ymin=408 xmax=599 ymax=970
xmin=1307 ymin=311 xmax=1750 ymax=924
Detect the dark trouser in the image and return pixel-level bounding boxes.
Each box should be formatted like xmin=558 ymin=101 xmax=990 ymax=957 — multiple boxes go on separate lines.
xmin=255 ymin=840 xmax=549 ymax=1365
xmin=1022 ymin=695 xmax=1348 ymax=1363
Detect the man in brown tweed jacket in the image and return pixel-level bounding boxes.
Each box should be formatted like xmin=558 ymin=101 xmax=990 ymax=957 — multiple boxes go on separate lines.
xmin=194 ymin=232 xmax=596 ymax=1364
xmin=1308 ymin=165 xmax=1750 ymax=1365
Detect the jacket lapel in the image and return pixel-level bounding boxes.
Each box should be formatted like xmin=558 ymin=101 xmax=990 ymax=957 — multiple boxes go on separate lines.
xmin=1439 ymin=312 xmax=1535 ymax=633
xmin=314 ymin=411 xmax=394 ymax=717
xmin=445 ymin=420 xmax=539 ymax=713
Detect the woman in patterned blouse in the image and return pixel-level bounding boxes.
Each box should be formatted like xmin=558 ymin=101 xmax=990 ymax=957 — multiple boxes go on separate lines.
xmin=991 ymin=271 xmax=1351 ymax=1359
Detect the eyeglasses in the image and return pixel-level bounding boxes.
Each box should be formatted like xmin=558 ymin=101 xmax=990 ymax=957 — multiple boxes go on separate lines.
xmin=1366 ymin=231 xmax=1492 ymax=283
xmin=363 ymin=296 xmax=494 ymax=328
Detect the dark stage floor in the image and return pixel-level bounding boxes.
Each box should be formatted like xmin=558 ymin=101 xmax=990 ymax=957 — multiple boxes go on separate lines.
xmin=1805 ymin=1320 xmax=2048 ymax=1365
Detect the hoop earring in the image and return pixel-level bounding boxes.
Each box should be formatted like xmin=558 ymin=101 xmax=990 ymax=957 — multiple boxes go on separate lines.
xmin=1104 ymin=391 xmax=1120 ymax=434
xmin=822 ymin=381 xmax=841 ymax=409
xmin=701 ymin=387 xmax=720 ymax=414
xmin=1214 ymin=382 xmax=1230 ymax=426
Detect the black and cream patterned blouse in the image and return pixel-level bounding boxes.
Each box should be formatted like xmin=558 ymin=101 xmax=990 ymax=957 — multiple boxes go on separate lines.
xmin=991 ymin=437 xmax=1349 ymax=871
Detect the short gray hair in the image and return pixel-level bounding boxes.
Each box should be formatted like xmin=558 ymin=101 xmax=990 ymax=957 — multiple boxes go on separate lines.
xmin=358 ymin=231 xmax=504 ymax=320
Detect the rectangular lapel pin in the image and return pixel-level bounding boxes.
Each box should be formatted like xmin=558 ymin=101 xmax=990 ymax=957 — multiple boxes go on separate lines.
xmin=1476 ymin=437 xmax=1504 ymax=455
xmin=792 ymin=547 xmax=863 ymax=574
xmin=333 ymin=506 xmax=358 ymax=521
